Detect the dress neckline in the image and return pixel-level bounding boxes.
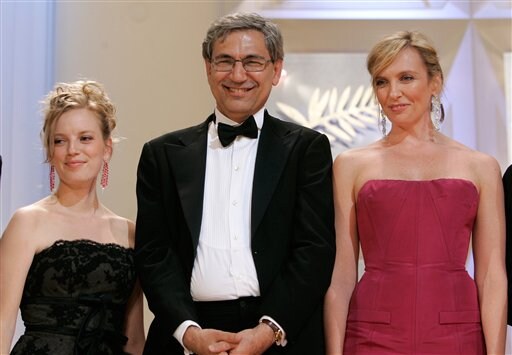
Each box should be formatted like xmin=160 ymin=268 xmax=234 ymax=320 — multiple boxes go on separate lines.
xmin=35 ymin=238 xmax=133 ymax=256
xmin=357 ymin=178 xmax=479 ymax=201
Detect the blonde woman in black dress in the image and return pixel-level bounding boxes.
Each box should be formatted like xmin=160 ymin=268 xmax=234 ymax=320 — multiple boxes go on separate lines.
xmin=0 ymin=80 xmax=145 ymax=354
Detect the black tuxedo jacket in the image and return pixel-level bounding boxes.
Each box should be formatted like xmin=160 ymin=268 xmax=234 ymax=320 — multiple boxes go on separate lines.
xmin=503 ymin=165 xmax=512 ymax=325
xmin=135 ymin=112 xmax=335 ymax=354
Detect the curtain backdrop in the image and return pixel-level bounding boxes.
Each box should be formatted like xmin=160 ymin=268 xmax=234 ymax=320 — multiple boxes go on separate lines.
xmin=0 ymin=1 xmax=55 ymax=348
xmin=1 ymin=1 xmax=55 ymax=231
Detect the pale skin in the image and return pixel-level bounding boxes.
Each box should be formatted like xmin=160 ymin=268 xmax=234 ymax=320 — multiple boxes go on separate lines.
xmin=180 ymin=30 xmax=283 ymax=355
xmin=0 ymin=108 xmax=145 ymax=354
xmin=324 ymin=47 xmax=506 ymax=354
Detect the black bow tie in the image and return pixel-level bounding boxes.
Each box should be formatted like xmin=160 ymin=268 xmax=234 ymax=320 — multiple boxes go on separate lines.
xmin=217 ymin=116 xmax=258 ymax=147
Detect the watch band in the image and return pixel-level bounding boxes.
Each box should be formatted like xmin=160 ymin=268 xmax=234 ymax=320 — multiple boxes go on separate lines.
xmin=260 ymin=318 xmax=284 ymax=344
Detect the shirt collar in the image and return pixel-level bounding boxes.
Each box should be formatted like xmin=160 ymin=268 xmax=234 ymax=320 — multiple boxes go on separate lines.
xmin=214 ymin=108 xmax=265 ymax=130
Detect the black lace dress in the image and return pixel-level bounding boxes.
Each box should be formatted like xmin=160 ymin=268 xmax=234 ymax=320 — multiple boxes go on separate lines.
xmin=10 ymin=239 xmax=136 ymax=355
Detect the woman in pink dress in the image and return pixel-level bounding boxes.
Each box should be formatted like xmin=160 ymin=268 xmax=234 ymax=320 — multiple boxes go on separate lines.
xmin=324 ymin=31 xmax=507 ymax=354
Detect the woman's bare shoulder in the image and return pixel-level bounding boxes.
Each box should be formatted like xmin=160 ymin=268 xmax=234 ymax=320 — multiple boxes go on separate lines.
xmin=102 ymin=207 xmax=135 ymax=248
xmin=443 ymin=137 xmax=499 ymax=170
xmin=334 ymin=142 xmax=382 ymax=166
xmin=333 ymin=143 xmax=382 ymax=177
xmin=7 ymin=197 xmax=54 ymax=227
xmin=1 ymin=197 xmax=56 ymax=252
xmin=441 ymin=137 xmax=502 ymax=188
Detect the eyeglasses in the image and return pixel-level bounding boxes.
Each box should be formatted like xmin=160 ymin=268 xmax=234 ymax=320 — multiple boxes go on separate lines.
xmin=211 ymin=56 xmax=273 ymax=72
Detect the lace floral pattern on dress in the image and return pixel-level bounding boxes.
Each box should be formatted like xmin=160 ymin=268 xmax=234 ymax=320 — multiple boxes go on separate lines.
xmin=10 ymin=239 xmax=136 ymax=355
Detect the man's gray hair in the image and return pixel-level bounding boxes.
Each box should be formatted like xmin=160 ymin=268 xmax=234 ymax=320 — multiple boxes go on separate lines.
xmin=202 ymin=12 xmax=284 ymax=62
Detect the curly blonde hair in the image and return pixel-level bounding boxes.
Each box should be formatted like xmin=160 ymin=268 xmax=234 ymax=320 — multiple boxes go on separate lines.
xmin=41 ymin=80 xmax=116 ymax=162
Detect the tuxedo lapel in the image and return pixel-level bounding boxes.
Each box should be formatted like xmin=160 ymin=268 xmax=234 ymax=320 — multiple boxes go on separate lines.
xmin=252 ymin=112 xmax=300 ymax=236
xmin=165 ymin=115 xmax=213 ymax=250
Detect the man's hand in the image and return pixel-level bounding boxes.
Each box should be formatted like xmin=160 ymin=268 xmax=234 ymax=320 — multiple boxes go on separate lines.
xmin=183 ymin=326 xmax=241 ymax=355
xmin=225 ymin=323 xmax=275 ymax=355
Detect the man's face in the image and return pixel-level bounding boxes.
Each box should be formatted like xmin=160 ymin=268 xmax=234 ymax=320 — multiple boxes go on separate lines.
xmin=205 ymin=29 xmax=283 ymax=123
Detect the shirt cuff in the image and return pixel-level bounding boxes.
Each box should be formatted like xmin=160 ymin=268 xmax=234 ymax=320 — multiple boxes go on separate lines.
xmin=173 ymin=320 xmax=202 ymax=355
xmin=259 ymin=315 xmax=288 ymax=346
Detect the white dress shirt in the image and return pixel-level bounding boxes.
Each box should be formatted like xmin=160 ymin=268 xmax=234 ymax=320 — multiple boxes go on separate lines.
xmin=190 ymin=108 xmax=262 ymax=300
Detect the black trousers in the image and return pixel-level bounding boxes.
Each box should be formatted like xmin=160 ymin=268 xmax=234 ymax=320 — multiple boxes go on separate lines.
xmin=194 ymin=296 xmax=261 ymax=332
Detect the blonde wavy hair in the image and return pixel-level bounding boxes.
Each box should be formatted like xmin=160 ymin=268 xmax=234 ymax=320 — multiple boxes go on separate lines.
xmin=367 ymin=31 xmax=444 ymax=89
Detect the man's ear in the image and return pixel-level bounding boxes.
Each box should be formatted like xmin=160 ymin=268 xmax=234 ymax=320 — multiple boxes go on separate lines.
xmin=272 ymin=59 xmax=284 ymax=86
xmin=205 ymin=59 xmax=212 ymax=76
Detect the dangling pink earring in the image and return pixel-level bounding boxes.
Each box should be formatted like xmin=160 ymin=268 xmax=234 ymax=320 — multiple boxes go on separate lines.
xmin=101 ymin=161 xmax=109 ymax=189
xmin=49 ymin=165 xmax=55 ymax=192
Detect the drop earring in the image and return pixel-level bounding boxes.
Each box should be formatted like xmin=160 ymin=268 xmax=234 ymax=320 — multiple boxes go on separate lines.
xmin=430 ymin=95 xmax=445 ymax=131
xmin=379 ymin=106 xmax=388 ymax=137
xmin=101 ymin=161 xmax=109 ymax=189
xmin=49 ymin=165 xmax=55 ymax=192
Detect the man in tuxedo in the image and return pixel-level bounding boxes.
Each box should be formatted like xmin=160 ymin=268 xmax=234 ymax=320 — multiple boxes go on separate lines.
xmin=135 ymin=13 xmax=335 ymax=355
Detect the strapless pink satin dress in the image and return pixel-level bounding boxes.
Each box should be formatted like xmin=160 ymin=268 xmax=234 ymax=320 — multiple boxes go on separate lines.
xmin=344 ymin=179 xmax=485 ymax=354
